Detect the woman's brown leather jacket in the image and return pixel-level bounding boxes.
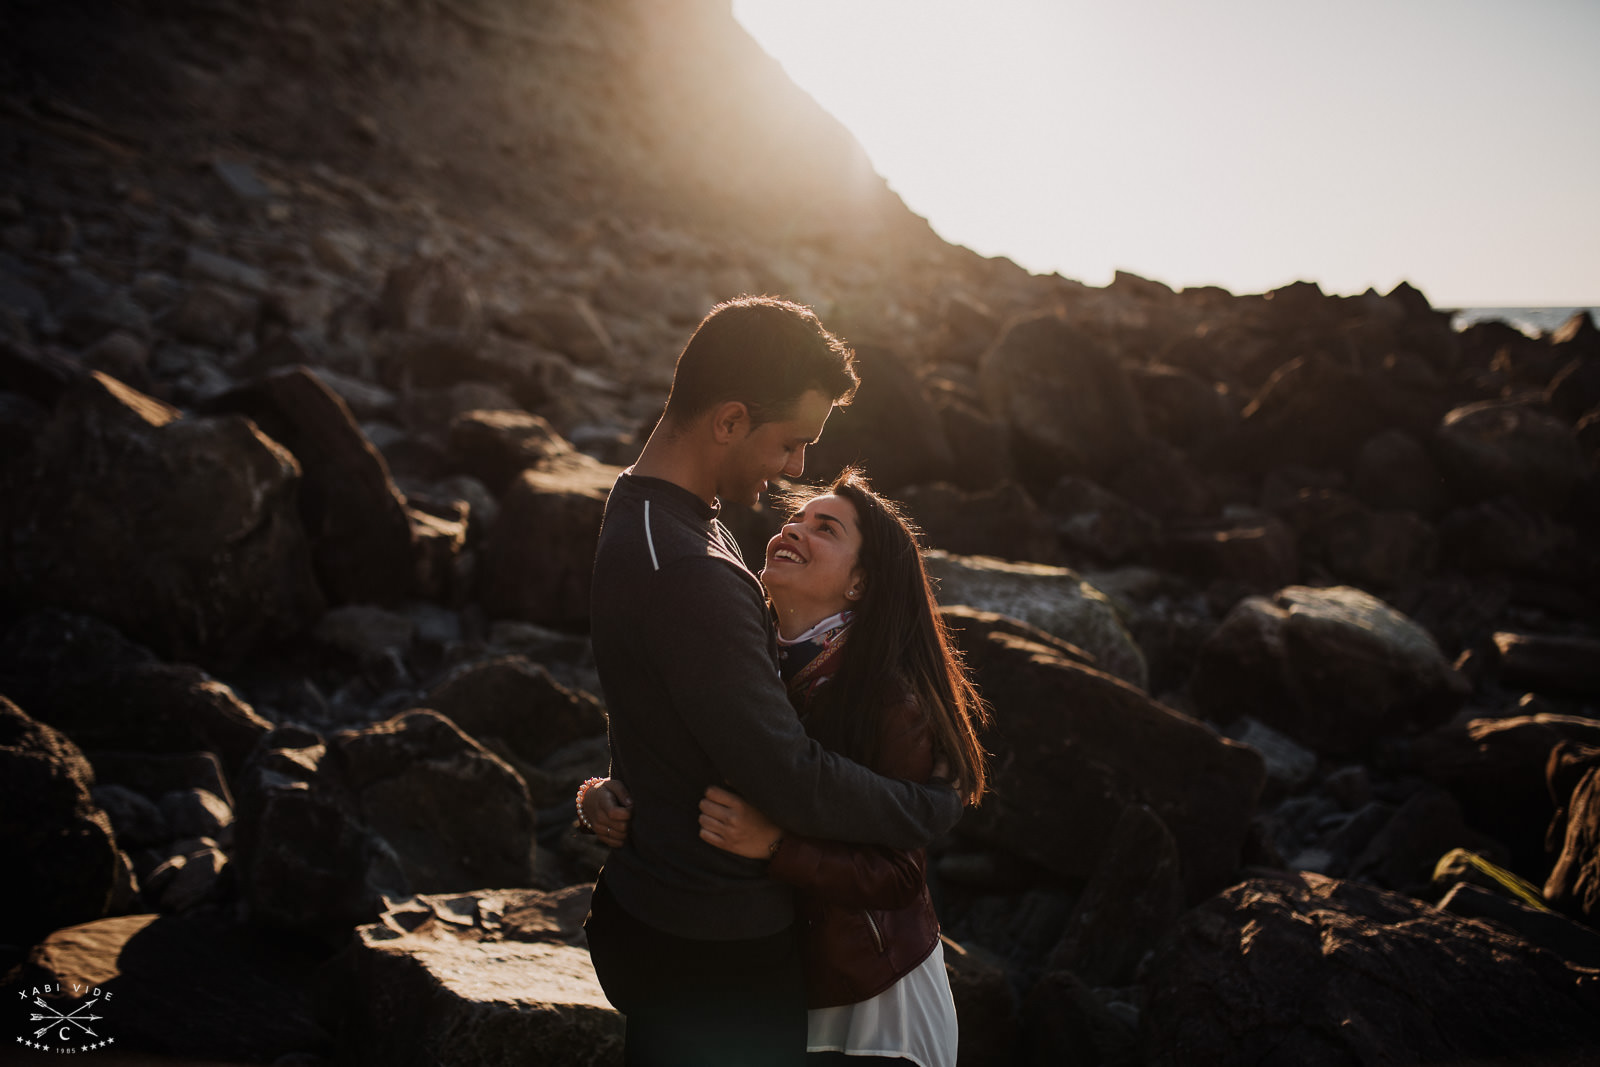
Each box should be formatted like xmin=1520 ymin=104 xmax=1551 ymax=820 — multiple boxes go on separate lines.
xmin=767 ymin=649 xmax=942 ymax=1009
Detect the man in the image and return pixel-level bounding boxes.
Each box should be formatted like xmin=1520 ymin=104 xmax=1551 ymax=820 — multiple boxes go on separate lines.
xmin=584 ymin=296 xmax=962 ymax=1065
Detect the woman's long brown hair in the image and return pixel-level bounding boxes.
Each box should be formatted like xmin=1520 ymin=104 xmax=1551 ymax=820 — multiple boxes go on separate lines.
xmin=780 ymin=468 xmax=989 ymax=804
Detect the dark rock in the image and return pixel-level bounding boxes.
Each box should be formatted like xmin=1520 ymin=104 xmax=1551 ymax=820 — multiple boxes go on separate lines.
xmin=1017 ymin=969 xmax=1140 ymax=1067
xmin=1222 ymin=716 xmax=1318 ymax=797
xmin=158 ymin=787 xmax=233 ymax=844
xmin=206 ymin=365 xmax=419 ymax=606
xmin=1128 ymin=362 xmax=1236 ymax=450
xmin=896 ymin=480 xmax=1060 ymax=563
xmin=1275 ymin=488 xmax=1435 ymax=590
xmin=1345 ymin=784 xmax=1504 ymax=895
xmin=1405 ymin=714 xmax=1600 ymax=884
xmin=84 ymin=751 xmax=232 ymax=809
xmin=497 ymin=292 xmax=614 ymax=368
xmin=425 ymin=656 xmax=606 ymax=771
xmin=1490 ymin=631 xmax=1600 ymax=698
xmin=1048 ymin=803 xmax=1185 ymax=987
xmin=1438 ymin=494 xmax=1576 ymax=574
xmin=933 ymin=393 xmax=1015 ymax=491
xmin=939 ymin=605 xmax=1101 ymax=672
xmin=233 ymin=711 xmax=538 ymax=939
xmin=925 ymin=552 xmax=1148 ymax=689
xmin=1545 ymin=741 xmax=1600 ymax=925
xmin=930 ymin=291 xmax=1000 ymax=367
xmin=480 ymin=452 xmax=622 ymax=628
xmin=977 ymin=312 xmax=1147 ymax=486
xmin=0 ymin=335 xmax=89 ymax=406
xmin=1435 ymin=398 xmax=1586 ymax=513
xmin=311 ymin=603 xmax=417 ymax=661
xmin=1190 ymin=585 xmax=1469 ymax=756
xmin=0 ymin=614 xmax=271 ymax=782
xmin=1549 ymin=354 xmax=1600 ymax=423
xmin=1142 ymin=872 xmax=1600 ymax=1066
xmin=90 ymin=783 xmax=169 ymax=848
xmin=950 ymin=618 xmax=1263 ymax=903
xmin=1218 ymin=355 xmax=1388 ymax=473
xmin=804 ymin=343 xmax=954 ymax=492
xmin=1438 ymin=879 xmax=1600 ymax=971
xmin=1108 ymin=440 xmax=1214 ymax=521
xmin=161 ymin=282 xmax=257 ymax=347
xmin=376 ymin=253 xmax=484 ymax=339
xmin=447 ymin=407 xmax=574 ymax=495
xmin=1043 ymin=477 xmax=1160 ymax=564
xmin=941 ymin=936 xmax=1017 ymax=1067
xmin=1352 ymin=428 xmax=1450 ymax=517
xmin=1156 ymin=510 xmax=1299 ymax=591
xmin=0 ymin=695 xmax=121 ymax=948
xmin=1 ymin=372 xmax=323 ymax=666
xmin=145 ymin=840 xmax=229 ymax=912
xmin=10 ymin=911 xmax=331 ymax=1060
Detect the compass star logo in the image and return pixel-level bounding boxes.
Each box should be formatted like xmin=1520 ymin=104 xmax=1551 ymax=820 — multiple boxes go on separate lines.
xmin=14 ymin=982 xmax=118 ymax=1054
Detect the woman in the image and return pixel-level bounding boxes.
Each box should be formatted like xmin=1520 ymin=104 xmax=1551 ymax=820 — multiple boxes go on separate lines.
xmin=580 ymin=467 xmax=989 ymax=1067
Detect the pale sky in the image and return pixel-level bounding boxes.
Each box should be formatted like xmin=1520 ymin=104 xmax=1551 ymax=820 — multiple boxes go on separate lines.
xmin=732 ymin=0 xmax=1600 ymax=308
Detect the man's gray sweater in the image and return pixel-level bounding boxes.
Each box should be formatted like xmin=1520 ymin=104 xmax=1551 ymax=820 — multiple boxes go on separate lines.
xmin=589 ymin=471 xmax=962 ymax=941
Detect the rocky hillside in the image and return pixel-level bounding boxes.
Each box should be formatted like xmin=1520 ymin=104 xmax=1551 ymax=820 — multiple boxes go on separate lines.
xmin=4 ymin=1 xmax=1600 ymax=1064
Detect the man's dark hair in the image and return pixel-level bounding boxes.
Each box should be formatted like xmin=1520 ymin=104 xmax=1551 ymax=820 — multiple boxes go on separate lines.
xmin=662 ymin=295 xmax=858 ymax=428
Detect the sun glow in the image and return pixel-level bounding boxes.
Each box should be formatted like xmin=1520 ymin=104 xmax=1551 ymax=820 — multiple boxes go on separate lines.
xmin=732 ymin=0 xmax=1600 ymax=307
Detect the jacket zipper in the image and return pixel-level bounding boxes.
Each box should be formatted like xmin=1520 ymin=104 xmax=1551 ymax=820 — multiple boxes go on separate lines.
xmin=863 ymin=910 xmax=885 ymax=954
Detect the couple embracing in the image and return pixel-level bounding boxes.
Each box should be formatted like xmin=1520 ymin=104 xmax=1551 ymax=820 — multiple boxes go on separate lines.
xmin=582 ymin=296 xmax=989 ymax=1066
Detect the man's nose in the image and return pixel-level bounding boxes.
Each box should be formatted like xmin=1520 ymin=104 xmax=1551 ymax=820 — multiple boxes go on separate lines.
xmin=782 ymin=447 xmax=805 ymax=478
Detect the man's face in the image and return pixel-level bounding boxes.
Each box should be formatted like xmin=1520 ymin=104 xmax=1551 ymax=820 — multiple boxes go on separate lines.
xmin=718 ymin=388 xmax=835 ymax=507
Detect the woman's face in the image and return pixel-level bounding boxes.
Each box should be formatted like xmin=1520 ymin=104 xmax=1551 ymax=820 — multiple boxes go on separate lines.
xmin=760 ymin=493 xmax=866 ymax=629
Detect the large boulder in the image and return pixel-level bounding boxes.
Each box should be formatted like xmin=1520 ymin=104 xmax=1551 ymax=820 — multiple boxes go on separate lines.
xmin=896 ymin=481 xmax=1061 ymax=564
xmin=10 ymin=911 xmax=330 ymax=1060
xmin=1046 ymin=802 xmax=1185 ymax=987
xmin=447 ymin=407 xmax=574 ymax=496
xmin=0 ymin=372 xmax=324 ymax=666
xmin=1141 ymin=873 xmax=1600 ymax=1066
xmin=233 ymin=711 xmax=538 ymax=939
xmin=1434 ymin=398 xmax=1586 ymax=513
xmin=1215 ymin=356 xmax=1390 ymax=473
xmin=1127 ymin=361 xmax=1237 ymax=451
xmin=924 ymin=550 xmax=1148 ymax=690
xmin=976 ymin=312 xmax=1147 ymax=487
xmin=480 ymin=453 xmax=623 ymax=628
xmin=0 ymin=696 xmax=122 ymax=949
xmin=803 ymin=342 xmax=955 ymax=493
xmin=0 ymin=611 xmax=272 ymax=779
xmin=948 ymin=616 xmax=1264 ymax=903
xmin=1489 ymin=631 xmax=1600 ymax=699
xmin=205 ymin=365 xmax=419 ymax=605
xmin=1189 ymin=585 xmax=1469 ymax=756
xmin=327 ymin=886 xmax=623 ymax=1066
xmin=424 ymin=656 xmax=607 ymax=774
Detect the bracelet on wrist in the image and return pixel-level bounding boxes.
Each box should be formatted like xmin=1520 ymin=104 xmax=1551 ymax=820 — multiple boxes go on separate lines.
xmin=767 ymin=835 xmax=783 ymax=858
xmin=575 ymin=777 xmax=606 ymax=832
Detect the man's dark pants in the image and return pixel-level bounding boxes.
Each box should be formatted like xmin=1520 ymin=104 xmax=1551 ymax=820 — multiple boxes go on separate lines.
xmin=585 ymin=871 xmax=807 ymax=1066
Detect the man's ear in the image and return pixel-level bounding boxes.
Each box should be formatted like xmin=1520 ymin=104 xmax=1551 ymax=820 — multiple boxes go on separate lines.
xmin=710 ymin=400 xmax=751 ymax=445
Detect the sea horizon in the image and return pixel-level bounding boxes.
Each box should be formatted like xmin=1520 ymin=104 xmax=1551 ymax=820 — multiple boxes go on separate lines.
xmin=1445 ymin=306 xmax=1598 ymax=338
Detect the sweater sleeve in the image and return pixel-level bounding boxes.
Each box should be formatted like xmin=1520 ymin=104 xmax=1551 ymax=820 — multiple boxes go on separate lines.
xmin=645 ymin=557 xmax=961 ymax=849
xmin=767 ymin=692 xmax=937 ymax=910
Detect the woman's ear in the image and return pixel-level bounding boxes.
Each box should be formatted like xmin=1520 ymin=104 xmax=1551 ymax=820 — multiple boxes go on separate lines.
xmin=845 ymin=569 xmax=866 ymax=601
xmin=710 ymin=400 xmax=750 ymax=444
